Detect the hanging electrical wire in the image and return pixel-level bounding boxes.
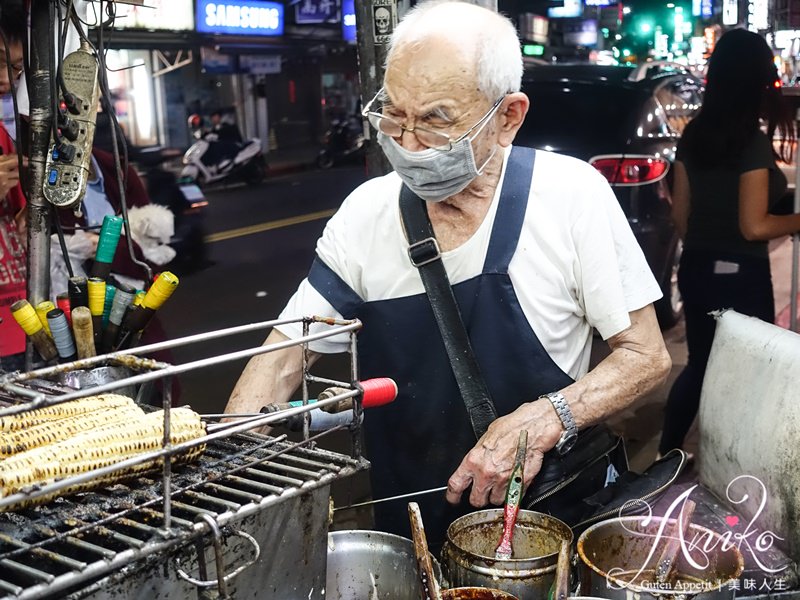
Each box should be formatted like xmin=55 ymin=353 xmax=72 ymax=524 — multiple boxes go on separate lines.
xmin=62 ymin=2 xmax=152 ymax=284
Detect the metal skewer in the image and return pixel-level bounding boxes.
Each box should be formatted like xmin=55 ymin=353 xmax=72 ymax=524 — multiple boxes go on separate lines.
xmin=333 ymin=486 xmax=449 ymax=511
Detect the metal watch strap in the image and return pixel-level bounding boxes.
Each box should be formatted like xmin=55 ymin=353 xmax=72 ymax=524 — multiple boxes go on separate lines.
xmin=399 ymin=185 xmax=498 ymax=439
xmin=542 ymin=392 xmax=577 ymax=440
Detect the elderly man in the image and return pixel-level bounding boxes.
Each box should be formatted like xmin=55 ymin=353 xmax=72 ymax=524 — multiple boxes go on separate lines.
xmin=226 ymin=0 xmax=671 ymax=546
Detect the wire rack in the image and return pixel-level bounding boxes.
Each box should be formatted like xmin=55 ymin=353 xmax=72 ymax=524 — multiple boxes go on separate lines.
xmin=0 ymin=315 xmax=367 ymax=530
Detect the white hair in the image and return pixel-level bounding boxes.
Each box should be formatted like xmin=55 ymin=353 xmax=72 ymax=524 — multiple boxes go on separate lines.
xmin=386 ymin=0 xmax=522 ymax=101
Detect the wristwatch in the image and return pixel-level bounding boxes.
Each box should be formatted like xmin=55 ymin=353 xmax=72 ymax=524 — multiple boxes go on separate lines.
xmin=541 ymin=392 xmax=578 ymax=455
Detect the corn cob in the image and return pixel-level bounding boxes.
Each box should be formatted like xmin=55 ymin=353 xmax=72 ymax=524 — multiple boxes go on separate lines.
xmin=0 ymin=394 xmax=136 ymax=433
xmin=0 ymin=407 xmax=206 ymax=510
xmin=0 ymin=401 xmax=145 ymax=457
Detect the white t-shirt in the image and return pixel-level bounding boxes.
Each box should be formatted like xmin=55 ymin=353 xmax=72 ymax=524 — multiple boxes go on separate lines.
xmin=278 ymin=145 xmax=661 ymax=379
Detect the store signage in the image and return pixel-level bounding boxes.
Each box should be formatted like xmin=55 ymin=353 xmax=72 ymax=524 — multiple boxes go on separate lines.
xmin=196 ymin=0 xmax=284 ymax=35
xmin=747 ymin=0 xmax=768 ymax=31
xmin=88 ymin=0 xmax=194 ymax=31
xmin=200 ymin=46 xmax=236 ymax=73
xmin=342 ymin=0 xmax=357 ymax=42
xmin=547 ymin=0 xmax=582 ymax=19
xmin=562 ymin=18 xmax=597 ymax=45
xmin=520 ymin=13 xmax=549 ymax=43
xmin=239 ymin=55 xmax=282 ymax=74
xmin=722 ymin=0 xmax=738 ymax=25
xmin=296 ymin=0 xmax=340 ymax=24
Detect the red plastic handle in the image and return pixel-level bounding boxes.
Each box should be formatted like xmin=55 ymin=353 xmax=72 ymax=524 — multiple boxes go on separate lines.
xmin=360 ymin=378 xmax=398 ymax=409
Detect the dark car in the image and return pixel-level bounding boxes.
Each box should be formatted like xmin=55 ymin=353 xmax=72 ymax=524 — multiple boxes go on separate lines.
xmin=515 ymin=62 xmax=704 ymax=328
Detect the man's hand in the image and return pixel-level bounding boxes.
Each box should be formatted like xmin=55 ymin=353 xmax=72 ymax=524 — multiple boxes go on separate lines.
xmin=446 ymin=304 xmax=670 ymax=509
xmin=0 ymin=154 xmax=21 ymax=199
xmin=446 ymin=399 xmax=563 ymax=507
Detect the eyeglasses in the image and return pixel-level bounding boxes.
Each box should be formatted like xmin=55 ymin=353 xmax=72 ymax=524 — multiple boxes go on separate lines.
xmin=362 ymin=88 xmax=505 ymax=151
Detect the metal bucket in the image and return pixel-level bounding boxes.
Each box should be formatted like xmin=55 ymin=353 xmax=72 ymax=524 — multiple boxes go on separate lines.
xmin=57 ymin=366 xmax=137 ymax=399
xmin=577 ymin=516 xmax=744 ymax=600
xmin=325 ymin=530 xmax=443 ymax=600
xmin=441 ymin=509 xmax=572 ymax=600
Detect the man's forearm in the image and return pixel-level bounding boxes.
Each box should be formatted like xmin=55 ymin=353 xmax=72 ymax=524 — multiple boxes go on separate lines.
xmin=225 ymin=329 xmax=319 ymax=415
xmin=561 ymin=304 xmax=672 ymax=429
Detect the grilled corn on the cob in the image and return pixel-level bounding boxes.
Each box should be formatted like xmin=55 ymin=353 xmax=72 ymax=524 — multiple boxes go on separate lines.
xmin=0 ymin=394 xmax=136 ymax=433
xmin=0 ymin=407 xmax=206 ymax=510
xmin=0 ymin=399 xmax=145 ymax=457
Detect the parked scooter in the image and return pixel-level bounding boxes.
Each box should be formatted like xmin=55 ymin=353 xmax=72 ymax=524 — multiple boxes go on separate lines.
xmin=181 ymin=115 xmax=266 ymax=187
xmin=131 ymin=146 xmax=211 ymax=275
xmin=316 ymin=116 xmax=366 ymax=169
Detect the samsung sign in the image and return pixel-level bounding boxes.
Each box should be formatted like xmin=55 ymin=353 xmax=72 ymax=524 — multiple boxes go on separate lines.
xmin=197 ymin=0 xmax=284 ymax=36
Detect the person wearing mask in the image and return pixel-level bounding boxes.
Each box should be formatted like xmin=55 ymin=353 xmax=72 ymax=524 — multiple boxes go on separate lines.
xmin=0 ymin=6 xmax=27 ymax=373
xmin=225 ymin=1 xmax=671 ymax=546
xmin=658 ymin=29 xmax=800 ymax=457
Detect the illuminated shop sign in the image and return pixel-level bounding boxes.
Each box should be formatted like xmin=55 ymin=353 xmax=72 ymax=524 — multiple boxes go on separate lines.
xmin=196 ymin=0 xmax=284 ymax=36
xmin=342 ymin=0 xmax=357 ymax=42
xmin=88 ymin=0 xmax=194 ymax=31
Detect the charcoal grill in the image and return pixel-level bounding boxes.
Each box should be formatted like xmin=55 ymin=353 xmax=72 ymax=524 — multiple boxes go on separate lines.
xmin=0 ymin=316 xmax=369 ymax=599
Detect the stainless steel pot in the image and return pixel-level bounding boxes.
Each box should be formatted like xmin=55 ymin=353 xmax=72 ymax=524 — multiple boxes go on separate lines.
xmin=577 ymin=516 xmax=744 ymax=600
xmin=441 ymin=509 xmax=572 ymax=600
xmin=58 ymin=366 xmax=137 ymax=398
xmin=326 ymin=530 xmax=443 ymax=600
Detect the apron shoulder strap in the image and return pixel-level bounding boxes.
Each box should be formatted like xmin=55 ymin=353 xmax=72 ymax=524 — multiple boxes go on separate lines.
xmin=483 ymin=145 xmax=536 ymax=274
xmin=399 ymin=186 xmax=498 ymax=439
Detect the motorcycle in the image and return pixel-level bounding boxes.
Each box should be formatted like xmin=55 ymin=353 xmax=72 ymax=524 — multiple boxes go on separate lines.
xmin=316 ymin=116 xmax=366 ymax=169
xmin=180 ymin=135 xmax=266 ymax=187
xmin=180 ymin=117 xmax=266 ymax=187
xmin=131 ymin=146 xmax=211 ymax=275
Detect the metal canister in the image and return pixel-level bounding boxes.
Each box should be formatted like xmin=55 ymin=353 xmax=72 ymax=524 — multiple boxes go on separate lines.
xmin=326 ymin=530 xmax=443 ymax=600
xmin=441 ymin=509 xmax=572 ymax=600
xmin=577 ymin=516 xmax=744 ymax=600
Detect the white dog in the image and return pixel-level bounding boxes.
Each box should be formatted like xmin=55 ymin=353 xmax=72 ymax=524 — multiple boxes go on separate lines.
xmin=126 ymin=204 xmax=176 ymax=267
xmin=50 ymin=204 xmax=176 ymax=297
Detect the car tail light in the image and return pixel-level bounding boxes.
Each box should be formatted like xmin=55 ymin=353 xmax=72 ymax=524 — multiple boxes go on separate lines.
xmin=589 ymin=155 xmax=670 ymax=186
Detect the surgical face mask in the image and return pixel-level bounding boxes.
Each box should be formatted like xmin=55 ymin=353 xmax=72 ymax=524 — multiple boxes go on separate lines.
xmin=377 ymin=113 xmax=498 ymax=203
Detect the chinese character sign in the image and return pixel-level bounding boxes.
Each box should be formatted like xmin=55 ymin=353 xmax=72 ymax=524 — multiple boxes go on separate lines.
xmin=296 ymin=0 xmax=340 ymax=24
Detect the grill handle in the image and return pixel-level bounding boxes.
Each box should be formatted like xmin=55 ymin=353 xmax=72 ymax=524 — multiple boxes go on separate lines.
xmin=174 ymin=515 xmax=261 ymax=594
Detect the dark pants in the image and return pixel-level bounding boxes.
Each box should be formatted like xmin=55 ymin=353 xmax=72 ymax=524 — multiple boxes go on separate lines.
xmin=658 ymin=249 xmax=774 ymax=454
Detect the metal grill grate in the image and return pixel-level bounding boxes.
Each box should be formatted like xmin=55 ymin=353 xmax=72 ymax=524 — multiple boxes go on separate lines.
xmin=0 ymin=431 xmax=365 ymax=599
xmin=0 ymin=316 xmax=368 ymax=599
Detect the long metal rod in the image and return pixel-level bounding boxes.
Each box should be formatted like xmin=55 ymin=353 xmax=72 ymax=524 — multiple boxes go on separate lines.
xmin=333 ymin=486 xmax=449 ymax=512
xmin=161 ymin=375 xmax=173 ymax=531
xmin=0 ymin=321 xmax=362 ymax=416
xmin=3 ymin=316 xmax=362 ymax=384
xmin=0 ymin=390 xmax=358 ymax=511
xmin=205 ymin=389 xmax=360 ymax=434
xmin=792 ymin=108 xmax=799 ymax=332
xmin=26 ymin=0 xmax=55 ymax=345
xmin=349 ymin=329 xmax=362 ymax=458
xmin=302 ymin=320 xmax=311 ymax=440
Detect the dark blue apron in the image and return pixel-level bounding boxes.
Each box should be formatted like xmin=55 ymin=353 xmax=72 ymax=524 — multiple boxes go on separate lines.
xmin=308 ymin=146 xmax=575 ymax=547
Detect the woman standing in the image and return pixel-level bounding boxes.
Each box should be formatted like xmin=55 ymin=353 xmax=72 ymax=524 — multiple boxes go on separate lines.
xmin=659 ymin=28 xmax=800 ymax=456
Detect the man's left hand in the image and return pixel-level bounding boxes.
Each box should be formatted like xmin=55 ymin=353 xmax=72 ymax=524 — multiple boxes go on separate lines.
xmin=445 ymin=399 xmax=563 ymax=507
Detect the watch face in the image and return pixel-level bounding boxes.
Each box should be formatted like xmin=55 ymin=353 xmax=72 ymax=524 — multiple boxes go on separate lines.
xmin=557 ymin=433 xmax=579 ymax=455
